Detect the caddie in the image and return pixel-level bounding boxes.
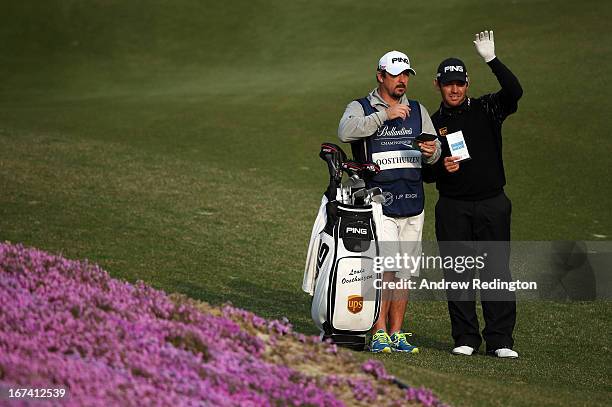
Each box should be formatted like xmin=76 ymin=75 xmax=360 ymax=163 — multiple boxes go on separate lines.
xmin=338 ymin=50 xmax=441 ymax=353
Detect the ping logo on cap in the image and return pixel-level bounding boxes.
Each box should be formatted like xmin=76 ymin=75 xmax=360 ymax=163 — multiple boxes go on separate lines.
xmin=436 ymin=58 xmax=468 ymax=84
xmin=444 ymin=66 xmax=464 ymax=72
xmin=392 ymin=57 xmax=409 ymax=64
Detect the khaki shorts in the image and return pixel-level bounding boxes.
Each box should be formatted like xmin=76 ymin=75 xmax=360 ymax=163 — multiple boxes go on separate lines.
xmin=379 ymin=210 xmax=424 ymax=280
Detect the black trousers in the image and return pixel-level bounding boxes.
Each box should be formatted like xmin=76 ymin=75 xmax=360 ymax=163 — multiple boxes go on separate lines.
xmin=435 ymin=192 xmax=516 ymax=352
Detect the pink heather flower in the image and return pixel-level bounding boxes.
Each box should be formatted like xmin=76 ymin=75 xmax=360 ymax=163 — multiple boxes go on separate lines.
xmin=0 ymin=242 xmax=446 ymax=407
xmin=362 ymin=359 xmax=394 ymax=381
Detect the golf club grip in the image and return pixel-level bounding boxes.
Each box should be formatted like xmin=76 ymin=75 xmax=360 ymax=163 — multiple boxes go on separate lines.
xmin=321 ymin=157 xmax=338 ymax=200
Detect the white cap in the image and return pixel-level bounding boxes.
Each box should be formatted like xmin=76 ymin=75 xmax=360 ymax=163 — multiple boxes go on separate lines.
xmin=377 ymin=51 xmax=416 ymax=75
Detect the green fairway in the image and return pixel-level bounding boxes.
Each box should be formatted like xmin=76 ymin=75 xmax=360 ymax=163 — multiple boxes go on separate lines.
xmin=1 ymin=1 xmax=610 ymax=406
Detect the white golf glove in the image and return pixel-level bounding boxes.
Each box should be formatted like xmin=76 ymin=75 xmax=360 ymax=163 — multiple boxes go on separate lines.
xmin=474 ymin=30 xmax=496 ymax=62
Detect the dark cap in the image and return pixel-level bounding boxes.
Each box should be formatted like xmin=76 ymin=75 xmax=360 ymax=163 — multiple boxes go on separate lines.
xmin=436 ymin=58 xmax=468 ymax=84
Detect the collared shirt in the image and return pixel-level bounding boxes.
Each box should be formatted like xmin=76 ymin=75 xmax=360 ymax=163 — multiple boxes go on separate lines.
xmin=338 ymin=89 xmax=440 ymax=164
xmin=428 ymin=58 xmax=523 ymax=200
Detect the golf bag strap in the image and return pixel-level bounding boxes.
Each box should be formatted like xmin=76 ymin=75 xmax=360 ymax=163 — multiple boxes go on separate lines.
xmin=303 ymin=195 xmax=329 ymax=295
xmin=356 ymin=97 xmax=376 ymax=116
xmin=350 ymin=98 xmax=375 ymax=164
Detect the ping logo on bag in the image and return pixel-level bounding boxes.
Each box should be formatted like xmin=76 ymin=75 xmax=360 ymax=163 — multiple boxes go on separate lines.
xmin=341 ymin=219 xmax=372 ymax=252
xmin=347 ymin=295 xmax=363 ymax=314
xmin=346 ymin=227 xmax=368 ymax=235
xmin=342 ymin=221 xmax=371 ymax=240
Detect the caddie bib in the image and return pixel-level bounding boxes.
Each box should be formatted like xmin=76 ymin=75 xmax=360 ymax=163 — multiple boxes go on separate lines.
xmin=352 ymin=97 xmax=424 ymax=217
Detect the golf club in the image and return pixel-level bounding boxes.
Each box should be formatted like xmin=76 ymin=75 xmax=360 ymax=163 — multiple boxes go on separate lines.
xmin=319 ymin=143 xmax=347 ymax=201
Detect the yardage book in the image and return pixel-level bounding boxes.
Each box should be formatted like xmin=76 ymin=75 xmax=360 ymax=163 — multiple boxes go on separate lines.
xmin=446 ymin=130 xmax=471 ymax=162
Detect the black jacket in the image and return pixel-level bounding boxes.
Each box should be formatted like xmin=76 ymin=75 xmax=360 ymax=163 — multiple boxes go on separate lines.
xmin=426 ymin=58 xmax=523 ymax=200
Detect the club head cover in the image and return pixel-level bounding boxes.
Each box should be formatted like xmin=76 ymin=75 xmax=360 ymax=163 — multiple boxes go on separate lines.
xmin=341 ymin=160 xmax=362 ymax=177
xmin=359 ymin=162 xmax=381 ymax=180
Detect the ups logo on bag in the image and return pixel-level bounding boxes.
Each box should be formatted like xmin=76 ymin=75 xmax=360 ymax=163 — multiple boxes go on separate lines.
xmin=347 ymin=295 xmax=363 ymax=314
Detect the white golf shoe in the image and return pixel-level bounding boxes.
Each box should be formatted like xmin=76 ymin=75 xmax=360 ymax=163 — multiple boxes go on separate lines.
xmin=494 ymin=348 xmax=519 ymax=358
xmin=451 ymin=345 xmax=474 ymax=356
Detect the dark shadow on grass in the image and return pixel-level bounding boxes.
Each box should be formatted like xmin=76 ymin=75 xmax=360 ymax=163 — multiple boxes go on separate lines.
xmin=411 ymin=335 xmax=453 ymax=353
xmin=172 ymin=278 xmax=319 ymax=334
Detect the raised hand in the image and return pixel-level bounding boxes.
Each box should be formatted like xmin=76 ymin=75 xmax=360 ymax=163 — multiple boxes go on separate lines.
xmin=474 ymin=30 xmax=496 ymax=62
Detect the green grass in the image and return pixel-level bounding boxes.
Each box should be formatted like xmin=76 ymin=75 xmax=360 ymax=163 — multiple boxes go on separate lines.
xmin=0 ymin=1 xmax=611 ymax=406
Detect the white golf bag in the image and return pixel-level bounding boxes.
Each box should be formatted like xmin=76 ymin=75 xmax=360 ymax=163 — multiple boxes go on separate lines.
xmin=305 ymin=197 xmax=382 ymax=350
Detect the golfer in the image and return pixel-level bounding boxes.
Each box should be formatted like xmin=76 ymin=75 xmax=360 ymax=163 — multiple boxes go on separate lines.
xmin=427 ymin=31 xmax=523 ymax=358
xmin=338 ymin=50 xmax=440 ymax=353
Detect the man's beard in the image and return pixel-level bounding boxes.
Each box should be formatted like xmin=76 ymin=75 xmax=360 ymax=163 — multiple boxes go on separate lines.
xmin=392 ymin=86 xmax=406 ymax=99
